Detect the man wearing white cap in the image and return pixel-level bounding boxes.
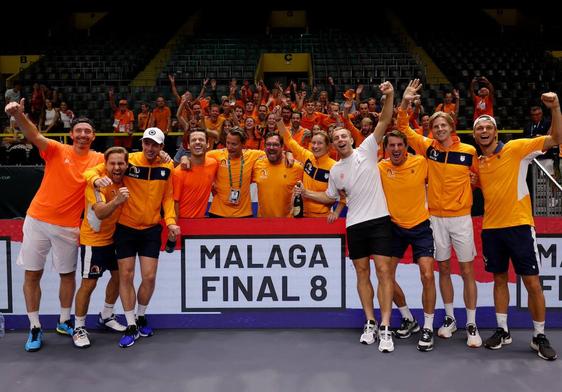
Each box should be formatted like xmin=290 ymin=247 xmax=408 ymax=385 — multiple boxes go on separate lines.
xmin=85 ymin=127 xmax=180 ymax=348
xmin=473 ymin=93 xmax=561 ymax=361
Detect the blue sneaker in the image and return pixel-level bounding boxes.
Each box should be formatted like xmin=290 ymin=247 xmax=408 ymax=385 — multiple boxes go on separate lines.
xmin=136 ymin=315 xmax=154 ymax=337
xmin=25 ymin=327 xmax=43 ymax=352
xmin=56 ymin=319 xmax=74 ymax=336
xmin=119 ymin=325 xmax=140 ymax=348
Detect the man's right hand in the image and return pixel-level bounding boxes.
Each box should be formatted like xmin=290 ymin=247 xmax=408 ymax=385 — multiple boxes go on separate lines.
xmin=180 ymin=155 xmax=192 ymax=170
xmin=94 ymin=176 xmax=113 ymax=188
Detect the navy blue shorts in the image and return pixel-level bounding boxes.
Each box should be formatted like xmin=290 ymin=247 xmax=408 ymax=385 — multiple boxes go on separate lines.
xmin=114 ymin=223 xmax=162 ymax=260
xmin=346 ymin=216 xmax=393 ymax=259
xmin=80 ymin=244 xmax=118 ymax=279
xmin=391 ymin=219 xmax=434 ymax=261
xmin=481 ymin=225 xmax=539 ymax=276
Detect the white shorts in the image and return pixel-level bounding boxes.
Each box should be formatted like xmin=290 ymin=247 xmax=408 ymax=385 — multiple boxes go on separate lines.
xmin=16 ymin=216 xmax=79 ymax=273
xmin=429 ymin=215 xmax=476 ymax=262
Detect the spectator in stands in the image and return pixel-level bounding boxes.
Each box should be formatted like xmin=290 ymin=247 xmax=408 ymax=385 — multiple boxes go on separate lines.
xmin=4 ymin=81 xmax=22 ymax=129
xmin=173 ymin=129 xmax=218 ymax=219
xmin=378 ymin=130 xmax=437 ymax=351
xmin=39 ymin=99 xmax=61 ymax=134
xmin=204 ymin=127 xmax=265 ymax=218
xmin=473 ymin=92 xmax=561 ymax=361
xmin=5 ymin=99 xmax=104 ymax=352
xmin=204 ymin=104 xmax=225 ymax=148
xmin=108 ymin=88 xmax=135 ymax=150
xmin=253 ymin=132 xmax=304 ymax=217
xmin=243 ymin=116 xmax=263 ymax=150
xmin=435 ymin=89 xmax=460 ymax=121
xmin=367 ymin=97 xmax=381 ymax=115
xmin=58 ymin=101 xmax=75 ymax=133
xmin=398 ymin=79 xmax=482 ymax=348
xmin=470 ymin=76 xmax=495 ymax=121
xmin=523 ymin=105 xmax=558 ymax=173
xmin=72 ymin=146 xmax=129 ymax=348
xmin=30 ymin=83 xmax=45 ymax=125
xmin=288 ymin=112 xmax=310 ymax=148
xmin=137 ymin=102 xmax=152 ymax=133
xmin=4 ymin=80 xmax=22 ymax=103
xmin=149 ymin=96 xmax=173 ymax=153
xmin=416 ymin=114 xmax=433 ymax=138
xmin=295 ymin=81 xmax=395 ymax=352
xmin=350 ymin=101 xmax=378 ymax=129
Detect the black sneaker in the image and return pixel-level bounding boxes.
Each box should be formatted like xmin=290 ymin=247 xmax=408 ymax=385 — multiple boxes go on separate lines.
xmin=395 ymin=318 xmax=420 ymax=339
xmin=136 ymin=315 xmax=154 ymax=337
xmin=530 ymin=334 xmax=558 ymax=361
xmin=417 ymin=328 xmax=434 ymax=352
xmin=484 ymin=328 xmax=512 ymax=350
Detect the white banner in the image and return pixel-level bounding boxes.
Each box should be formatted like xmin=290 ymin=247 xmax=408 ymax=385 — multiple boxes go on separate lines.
xmin=518 ymin=235 xmax=562 ymax=309
xmin=182 ymin=236 xmax=345 ymax=310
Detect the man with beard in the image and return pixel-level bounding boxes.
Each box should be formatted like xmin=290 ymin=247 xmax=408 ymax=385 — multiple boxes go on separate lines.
xmin=253 ymin=132 xmax=303 ymax=217
xmin=72 ymin=147 xmax=130 ymax=348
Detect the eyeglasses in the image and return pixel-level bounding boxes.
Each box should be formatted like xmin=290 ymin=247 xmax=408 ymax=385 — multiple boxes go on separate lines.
xmin=265 ymin=143 xmax=281 ymax=148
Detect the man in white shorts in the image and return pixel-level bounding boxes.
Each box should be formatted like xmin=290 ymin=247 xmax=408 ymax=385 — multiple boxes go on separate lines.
xmin=396 ymin=80 xmax=482 ymax=348
xmin=5 ymin=98 xmax=103 ymax=352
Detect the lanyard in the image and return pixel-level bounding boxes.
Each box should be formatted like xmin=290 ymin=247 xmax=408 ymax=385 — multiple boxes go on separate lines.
xmin=227 ymin=154 xmax=244 ymax=189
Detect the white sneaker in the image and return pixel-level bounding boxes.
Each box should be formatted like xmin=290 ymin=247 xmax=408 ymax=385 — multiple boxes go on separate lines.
xmin=360 ymin=320 xmax=378 ymax=345
xmin=97 ymin=313 xmax=127 ymax=332
xmin=437 ymin=316 xmax=457 ymax=338
xmin=72 ymin=327 xmax=91 ymax=349
xmin=466 ymin=323 xmax=482 ymax=348
xmin=378 ymin=326 xmax=395 ymax=353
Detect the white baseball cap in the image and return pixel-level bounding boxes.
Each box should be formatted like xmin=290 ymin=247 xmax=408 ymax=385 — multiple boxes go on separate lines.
xmin=473 ymin=115 xmax=497 ymax=130
xmin=142 ymin=127 xmax=165 ymax=144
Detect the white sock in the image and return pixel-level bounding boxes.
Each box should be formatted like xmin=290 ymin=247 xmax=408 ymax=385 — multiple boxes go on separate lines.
xmin=496 ymin=313 xmax=508 ymax=332
xmin=75 ymin=315 xmax=86 ymax=329
xmin=101 ymin=302 xmax=115 ymax=319
xmin=466 ymin=308 xmax=476 ymax=326
xmin=137 ymin=304 xmax=148 ymax=317
xmin=532 ymin=320 xmax=545 ymax=337
xmin=124 ymin=310 xmax=136 ymax=327
xmin=60 ymin=307 xmax=71 ymax=323
xmin=424 ymin=313 xmax=434 ymax=331
xmin=28 ymin=311 xmax=41 ymax=329
xmin=444 ymin=303 xmax=455 ymax=319
xmin=399 ymin=306 xmax=413 ymax=321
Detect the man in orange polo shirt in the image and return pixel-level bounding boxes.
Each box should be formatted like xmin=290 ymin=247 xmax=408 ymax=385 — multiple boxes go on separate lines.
xmin=109 ymin=88 xmax=135 ymax=150
xmin=474 ymin=92 xmax=561 ymax=361
xmin=5 ymin=99 xmax=104 ymax=352
xmin=253 ymin=132 xmax=304 ymax=217
xmin=173 ymin=129 xmax=218 ymax=218
xmin=378 ymin=130 xmax=436 ymax=351
xmin=206 ymin=127 xmax=265 ymax=218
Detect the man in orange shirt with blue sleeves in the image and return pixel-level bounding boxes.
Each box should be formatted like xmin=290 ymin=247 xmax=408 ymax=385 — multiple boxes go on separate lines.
xmin=86 ymin=127 xmax=180 ymax=348
xmin=398 ymin=79 xmax=482 ymax=348
xmin=474 ymin=92 xmax=561 ymax=361
xmin=5 ymin=99 xmax=104 ymax=352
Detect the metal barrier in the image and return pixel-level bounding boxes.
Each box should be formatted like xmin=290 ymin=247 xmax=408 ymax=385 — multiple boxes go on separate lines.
xmin=531 ymin=158 xmax=562 ymax=216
